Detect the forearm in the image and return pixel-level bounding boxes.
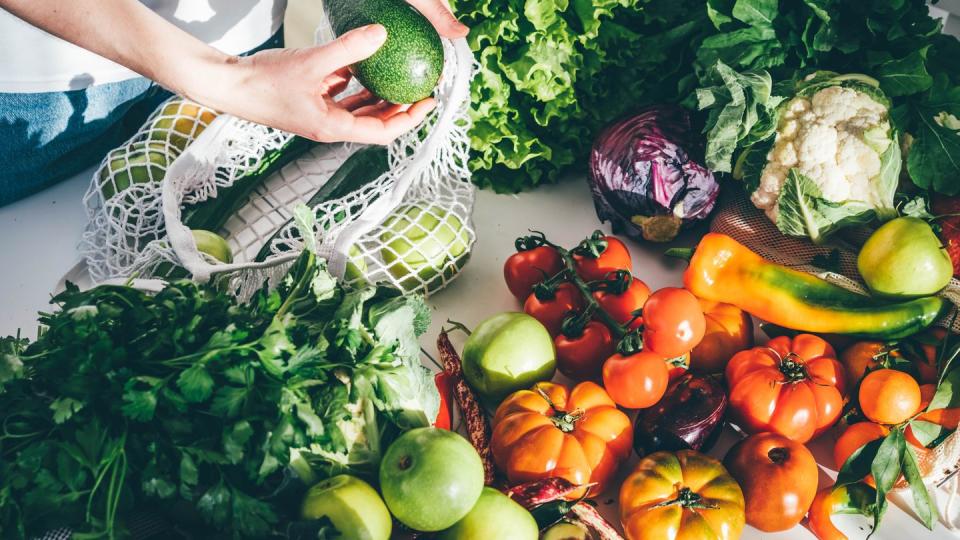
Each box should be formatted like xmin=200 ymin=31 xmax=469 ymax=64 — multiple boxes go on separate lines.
xmin=0 ymin=0 xmax=234 ymax=101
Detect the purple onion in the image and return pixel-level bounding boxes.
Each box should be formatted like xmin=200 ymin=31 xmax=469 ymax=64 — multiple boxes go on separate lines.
xmin=633 ymin=373 xmax=727 ymax=457
xmin=589 ymin=105 xmax=719 ymax=242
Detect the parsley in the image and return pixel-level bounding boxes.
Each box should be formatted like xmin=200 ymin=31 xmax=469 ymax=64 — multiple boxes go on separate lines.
xmin=0 ymin=250 xmax=436 ymax=539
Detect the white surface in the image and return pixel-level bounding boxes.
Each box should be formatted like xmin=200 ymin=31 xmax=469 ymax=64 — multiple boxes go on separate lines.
xmin=1 ymin=169 xmax=956 ymax=539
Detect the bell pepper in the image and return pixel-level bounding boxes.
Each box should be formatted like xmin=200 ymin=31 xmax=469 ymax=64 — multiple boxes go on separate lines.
xmin=807 ymin=483 xmax=876 ymax=540
xmin=673 ymin=233 xmax=946 ymax=340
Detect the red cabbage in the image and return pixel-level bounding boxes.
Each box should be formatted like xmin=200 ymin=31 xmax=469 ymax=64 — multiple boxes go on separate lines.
xmin=588 ymin=106 xmax=719 ymax=242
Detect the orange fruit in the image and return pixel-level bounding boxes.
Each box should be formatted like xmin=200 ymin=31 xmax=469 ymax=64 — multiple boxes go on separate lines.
xmin=839 ymin=341 xmax=887 ymax=383
xmin=834 ymin=422 xmax=889 ymax=486
xmin=859 ymin=369 xmax=921 ymax=425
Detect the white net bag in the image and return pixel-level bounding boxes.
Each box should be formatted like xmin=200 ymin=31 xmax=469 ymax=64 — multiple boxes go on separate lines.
xmin=80 ymin=27 xmax=476 ymax=299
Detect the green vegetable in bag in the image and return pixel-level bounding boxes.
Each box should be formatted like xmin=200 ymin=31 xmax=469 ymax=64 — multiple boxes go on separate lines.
xmin=380 ymin=202 xmax=469 ymax=290
xmin=98 ymin=140 xmax=173 ymax=200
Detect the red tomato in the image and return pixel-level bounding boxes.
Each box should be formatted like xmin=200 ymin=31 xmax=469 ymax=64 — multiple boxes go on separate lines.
xmin=504 ymin=245 xmax=564 ymax=300
xmin=592 ymin=276 xmax=650 ymax=329
xmin=602 ymin=351 xmax=670 ymax=409
xmin=726 ymin=335 xmax=847 ymax=443
xmin=555 ymin=321 xmax=615 ymax=381
xmin=524 ymin=282 xmax=584 ymax=337
xmin=641 ymin=288 xmax=706 ymax=358
xmin=573 ymin=235 xmax=632 ymax=282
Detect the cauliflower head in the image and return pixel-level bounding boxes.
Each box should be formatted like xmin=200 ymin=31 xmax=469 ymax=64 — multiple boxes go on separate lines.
xmin=739 ymin=72 xmax=901 ymax=242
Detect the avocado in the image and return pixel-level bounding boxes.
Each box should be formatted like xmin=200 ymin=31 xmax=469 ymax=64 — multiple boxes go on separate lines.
xmin=324 ymin=0 xmax=444 ymax=104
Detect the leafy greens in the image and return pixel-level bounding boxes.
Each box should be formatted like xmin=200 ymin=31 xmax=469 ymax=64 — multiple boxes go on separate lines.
xmin=0 ymin=249 xmax=436 ymax=539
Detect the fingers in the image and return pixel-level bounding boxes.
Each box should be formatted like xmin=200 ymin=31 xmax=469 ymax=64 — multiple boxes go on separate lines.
xmin=315 ymin=24 xmax=388 ymax=71
xmin=327 ymin=98 xmax=436 ymax=144
xmin=407 ymin=0 xmax=469 ymax=38
xmin=336 ymin=89 xmax=380 ymax=111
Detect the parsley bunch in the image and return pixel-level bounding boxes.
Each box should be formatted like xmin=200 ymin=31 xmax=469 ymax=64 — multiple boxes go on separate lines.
xmin=0 ymin=249 xmax=436 ymax=539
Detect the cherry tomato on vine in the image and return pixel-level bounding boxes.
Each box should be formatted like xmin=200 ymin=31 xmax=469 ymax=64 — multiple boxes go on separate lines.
xmin=504 ymin=244 xmax=564 ymax=301
xmin=573 ymin=233 xmax=632 ymax=282
xmin=524 ymin=282 xmax=584 ymax=337
xmin=555 ymin=321 xmax=615 ymax=381
xmin=602 ymin=350 xmax=670 ymax=409
xmin=591 ymin=273 xmax=650 ymax=329
xmin=642 ymin=288 xmax=706 ymax=358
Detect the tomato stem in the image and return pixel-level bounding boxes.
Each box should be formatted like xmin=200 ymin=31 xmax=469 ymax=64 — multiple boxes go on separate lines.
xmin=652 ymin=487 xmax=719 ymax=510
xmin=555 ymin=242 xmax=628 ymax=339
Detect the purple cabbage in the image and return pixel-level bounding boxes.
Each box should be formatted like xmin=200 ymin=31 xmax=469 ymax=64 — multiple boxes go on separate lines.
xmin=588 ymin=105 xmax=719 ymax=242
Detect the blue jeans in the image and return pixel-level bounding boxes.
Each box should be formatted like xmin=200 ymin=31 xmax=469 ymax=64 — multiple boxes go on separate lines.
xmin=0 ymin=29 xmax=284 ymax=207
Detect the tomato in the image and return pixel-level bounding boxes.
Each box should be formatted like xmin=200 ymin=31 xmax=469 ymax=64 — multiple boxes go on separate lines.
xmin=602 ymin=351 xmax=670 ymax=409
xmin=641 ymin=288 xmax=706 ymax=358
xmin=491 ymin=381 xmax=633 ymax=498
xmin=620 ymin=450 xmax=745 ymax=540
xmin=858 ymin=368 xmax=921 ymax=425
xmin=573 ymin=234 xmax=632 ymax=282
xmin=592 ymin=274 xmax=650 ymax=328
xmin=839 ymin=341 xmax=888 ymax=384
xmin=726 ymin=335 xmax=846 ymax=443
xmin=723 ymin=432 xmax=818 ymax=532
xmin=807 ymin=484 xmax=877 ymax=540
xmin=554 ymin=321 xmax=615 ymax=381
xmin=524 ymin=282 xmax=584 ymax=337
xmin=504 ymin=245 xmax=564 ymax=301
xmin=833 ymin=421 xmax=889 ymax=487
xmin=433 ymin=372 xmax=454 ymax=430
xmin=689 ymin=300 xmax=753 ymax=373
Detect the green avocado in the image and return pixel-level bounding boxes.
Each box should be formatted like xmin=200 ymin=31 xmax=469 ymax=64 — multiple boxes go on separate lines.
xmin=325 ymin=0 xmax=444 ymax=104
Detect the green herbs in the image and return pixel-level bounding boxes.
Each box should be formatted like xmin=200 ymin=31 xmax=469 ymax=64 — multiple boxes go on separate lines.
xmin=0 ymin=250 xmax=436 ymax=539
xmin=451 ymin=0 xmax=712 ymax=192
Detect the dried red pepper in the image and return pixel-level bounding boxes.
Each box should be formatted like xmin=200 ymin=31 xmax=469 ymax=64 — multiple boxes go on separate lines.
xmin=438 ymin=330 xmax=495 ymax=484
xmin=433 ymin=372 xmax=454 ymax=430
xmin=571 ymin=502 xmax=625 ymax=540
xmin=503 ymin=478 xmax=585 ymax=509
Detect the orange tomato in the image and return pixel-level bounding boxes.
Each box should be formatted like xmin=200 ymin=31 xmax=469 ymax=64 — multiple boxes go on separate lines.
xmin=491 ymin=381 xmax=633 ymax=497
xmin=839 ymin=341 xmax=888 ymax=383
xmin=689 ymin=300 xmax=753 ymax=374
xmin=620 ymin=450 xmax=745 ymax=540
xmin=602 ymin=351 xmax=670 ymax=409
xmin=858 ymin=369 xmax=921 ymax=425
xmin=725 ymin=335 xmax=847 ymax=443
xmin=724 ymin=432 xmax=818 ymax=532
xmin=641 ymin=288 xmax=706 ymax=358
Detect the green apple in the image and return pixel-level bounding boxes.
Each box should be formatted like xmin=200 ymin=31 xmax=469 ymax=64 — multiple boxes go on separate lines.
xmin=858 ymin=217 xmax=952 ymax=298
xmin=300 ymin=474 xmax=392 ymax=540
xmin=99 ymin=141 xmax=173 ymax=200
xmin=542 ymin=521 xmax=593 ymax=540
xmin=379 ymin=427 xmax=484 ymax=532
xmin=462 ymin=312 xmax=556 ymax=407
xmin=437 ymin=487 xmax=539 ymax=540
xmin=379 ymin=203 xmax=469 ymax=291
xmin=191 ymin=230 xmax=233 ymax=264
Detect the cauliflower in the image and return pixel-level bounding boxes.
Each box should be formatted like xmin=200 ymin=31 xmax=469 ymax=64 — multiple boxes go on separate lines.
xmin=739 ymin=72 xmax=901 ymax=242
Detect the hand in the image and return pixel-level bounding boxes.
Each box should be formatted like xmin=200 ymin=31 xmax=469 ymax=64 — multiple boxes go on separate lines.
xmin=407 ymin=0 xmax=469 ymax=38
xmin=195 ymin=25 xmax=436 ymax=144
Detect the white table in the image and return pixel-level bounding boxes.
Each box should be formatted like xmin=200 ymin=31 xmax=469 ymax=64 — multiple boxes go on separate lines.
xmin=0 ymin=168 xmax=953 ymax=539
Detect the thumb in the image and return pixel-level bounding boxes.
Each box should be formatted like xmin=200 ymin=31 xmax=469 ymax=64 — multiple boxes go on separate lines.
xmin=318 ymin=24 xmax=388 ymax=71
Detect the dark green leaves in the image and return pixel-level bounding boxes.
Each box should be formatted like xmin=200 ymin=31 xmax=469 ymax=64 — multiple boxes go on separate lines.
xmin=731 ymin=0 xmax=778 ymax=27
xmin=907 ymin=111 xmax=960 ymax=195
xmin=874 ymin=48 xmax=934 ymax=97
xmin=837 ymin=427 xmax=939 ymax=531
xmin=177 ymin=364 xmax=215 ymax=403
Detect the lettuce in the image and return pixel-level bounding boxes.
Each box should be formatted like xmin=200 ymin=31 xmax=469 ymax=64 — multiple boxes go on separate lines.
xmin=452 ymin=0 xmax=712 ymax=192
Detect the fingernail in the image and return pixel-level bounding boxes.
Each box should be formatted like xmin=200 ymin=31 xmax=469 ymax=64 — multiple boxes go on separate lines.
xmin=364 ymin=24 xmax=387 ymax=43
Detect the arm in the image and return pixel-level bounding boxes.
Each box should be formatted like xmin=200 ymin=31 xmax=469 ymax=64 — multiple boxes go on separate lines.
xmin=0 ymin=0 xmax=467 ymax=144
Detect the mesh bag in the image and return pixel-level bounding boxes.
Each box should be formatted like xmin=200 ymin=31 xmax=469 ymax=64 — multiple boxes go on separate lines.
xmin=80 ymin=28 xmax=476 ymax=300
xmin=712 ymin=188 xmax=960 ymax=527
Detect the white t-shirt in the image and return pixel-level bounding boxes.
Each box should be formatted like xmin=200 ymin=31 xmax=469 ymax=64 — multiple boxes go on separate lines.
xmin=0 ymin=0 xmax=287 ymax=93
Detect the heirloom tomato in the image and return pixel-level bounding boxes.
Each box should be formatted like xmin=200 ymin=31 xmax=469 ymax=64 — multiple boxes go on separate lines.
xmin=619 ymin=450 xmax=745 ymax=540
xmin=726 ymin=334 xmax=846 ymax=442
xmin=491 ymin=381 xmax=632 ymax=498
